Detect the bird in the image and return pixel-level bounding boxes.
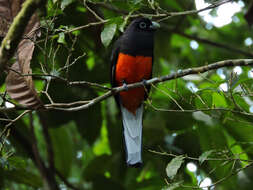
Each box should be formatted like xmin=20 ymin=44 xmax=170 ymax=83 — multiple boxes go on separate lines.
xmin=110 ymin=17 xmax=159 ymax=167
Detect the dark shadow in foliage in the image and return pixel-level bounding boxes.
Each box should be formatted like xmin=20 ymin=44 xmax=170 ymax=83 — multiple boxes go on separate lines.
xmin=105 ymin=99 xmax=130 ymax=180
xmin=82 ymin=155 xmax=125 ymax=190
xmin=0 ymin=112 xmax=43 ymax=188
xmin=40 ymin=81 xmax=102 ymax=145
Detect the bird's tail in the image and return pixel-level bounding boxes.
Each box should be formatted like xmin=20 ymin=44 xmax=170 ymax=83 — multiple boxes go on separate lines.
xmin=120 ymin=104 xmax=143 ymax=167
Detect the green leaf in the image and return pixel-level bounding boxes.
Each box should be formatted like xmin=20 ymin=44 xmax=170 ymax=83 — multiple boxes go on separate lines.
xmin=61 ymin=0 xmax=75 ymax=10
xmin=86 ymin=55 xmax=95 ymax=71
xmin=76 ymin=6 xmax=86 ymax=13
xmin=83 ymin=155 xmax=111 ymax=180
xmin=166 ymin=155 xmax=184 ymax=179
xmin=132 ymin=0 xmax=143 ymax=5
xmin=223 ymin=129 xmax=249 ymax=167
xmin=5 ymin=169 xmax=42 ymax=188
xmin=57 ymin=32 xmax=66 ymax=44
xmin=7 ymin=156 xmax=26 ymax=170
xmin=212 ymin=92 xmax=227 ymax=107
xmin=233 ymin=94 xmax=249 ymax=111
xmin=75 ymin=102 xmax=102 ymax=145
xmin=49 ymin=124 xmax=74 ymax=177
xmin=101 ymin=23 xmax=117 ymax=47
xmin=93 ymin=123 xmax=111 ymax=156
xmin=47 ymin=0 xmax=63 ymax=17
xmin=0 ymin=96 xmax=3 ymax=105
xmin=0 ymin=157 xmax=9 ymax=169
xmin=195 ymin=91 xmax=213 ymax=109
xmin=198 ymin=150 xmax=214 ymax=165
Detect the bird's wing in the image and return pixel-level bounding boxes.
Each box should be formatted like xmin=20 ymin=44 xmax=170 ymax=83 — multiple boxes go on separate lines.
xmin=110 ymin=37 xmax=122 ymax=106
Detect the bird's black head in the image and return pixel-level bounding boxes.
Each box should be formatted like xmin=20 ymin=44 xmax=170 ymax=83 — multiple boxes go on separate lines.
xmin=126 ymin=17 xmax=159 ymax=33
xmin=120 ymin=18 xmax=159 ymax=56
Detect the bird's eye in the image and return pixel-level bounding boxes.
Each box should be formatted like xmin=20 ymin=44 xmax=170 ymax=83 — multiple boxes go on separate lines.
xmin=139 ymin=22 xmax=147 ymax=29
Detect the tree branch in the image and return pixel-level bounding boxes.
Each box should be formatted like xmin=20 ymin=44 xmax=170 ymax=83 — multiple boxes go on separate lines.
xmin=0 ymin=0 xmax=47 ymax=71
xmin=1 ymin=59 xmax=252 ymax=113
xmin=173 ymin=30 xmax=253 ymax=58
xmin=44 ymin=59 xmax=253 ymax=111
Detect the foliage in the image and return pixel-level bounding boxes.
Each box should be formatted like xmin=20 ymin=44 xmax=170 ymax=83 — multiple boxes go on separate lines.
xmin=1 ymin=0 xmax=253 ymax=189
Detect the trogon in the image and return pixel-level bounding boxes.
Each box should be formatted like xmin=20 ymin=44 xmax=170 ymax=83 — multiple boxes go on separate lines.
xmin=110 ymin=18 xmax=159 ymax=167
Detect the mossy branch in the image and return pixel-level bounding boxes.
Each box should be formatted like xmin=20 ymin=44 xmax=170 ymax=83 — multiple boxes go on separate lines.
xmin=0 ymin=0 xmax=47 ymax=72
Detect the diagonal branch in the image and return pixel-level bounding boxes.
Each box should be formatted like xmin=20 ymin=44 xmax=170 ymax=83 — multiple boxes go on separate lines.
xmin=44 ymin=59 xmax=253 ymax=111
xmin=1 ymin=59 xmax=252 ymax=112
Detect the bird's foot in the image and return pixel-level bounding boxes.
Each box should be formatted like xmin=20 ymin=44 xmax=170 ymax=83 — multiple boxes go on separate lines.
xmin=142 ymin=79 xmax=148 ymax=87
xmin=122 ymin=80 xmax=128 ymax=91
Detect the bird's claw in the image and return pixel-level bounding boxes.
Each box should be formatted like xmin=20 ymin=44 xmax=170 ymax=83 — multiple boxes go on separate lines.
xmin=142 ymin=79 xmax=148 ymax=87
xmin=122 ymin=80 xmax=128 ymax=91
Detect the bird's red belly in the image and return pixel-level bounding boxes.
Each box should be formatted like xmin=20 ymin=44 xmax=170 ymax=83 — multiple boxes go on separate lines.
xmin=115 ymin=53 xmax=152 ymax=114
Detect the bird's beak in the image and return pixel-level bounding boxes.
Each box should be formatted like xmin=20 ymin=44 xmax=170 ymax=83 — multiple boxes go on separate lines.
xmin=150 ymin=21 xmax=160 ymax=30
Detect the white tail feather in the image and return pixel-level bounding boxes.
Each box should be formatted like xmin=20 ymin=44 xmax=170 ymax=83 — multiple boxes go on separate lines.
xmin=120 ymin=104 xmax=143 ymax=165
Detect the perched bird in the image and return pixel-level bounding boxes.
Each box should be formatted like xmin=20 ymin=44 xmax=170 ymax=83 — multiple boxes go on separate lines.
xmin=110 ymin=18 xmax=159 ymax=167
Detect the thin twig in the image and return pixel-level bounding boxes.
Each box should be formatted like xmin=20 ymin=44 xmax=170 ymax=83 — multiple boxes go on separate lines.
xmin=83 ymin=0 xmax=105 ymax=22
xmin=173 ymin=30 xmax=253 ymax=58
xmin=146 ymin=99 xmax=253 ymax=116
xmin=6 ymin=67 xmax=110 ymax=91
xmin=57 ymin=52 xmax=86 ymax=73
xmin=179 ymin=162 xmax=253 ymax=189
xmin=149 ymin=149 xmax=253 ymax=162
xmin=151 ymin=84 xmax=184 ymax=111
xmin=0 ymin=110 xmax=31 ymax=139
